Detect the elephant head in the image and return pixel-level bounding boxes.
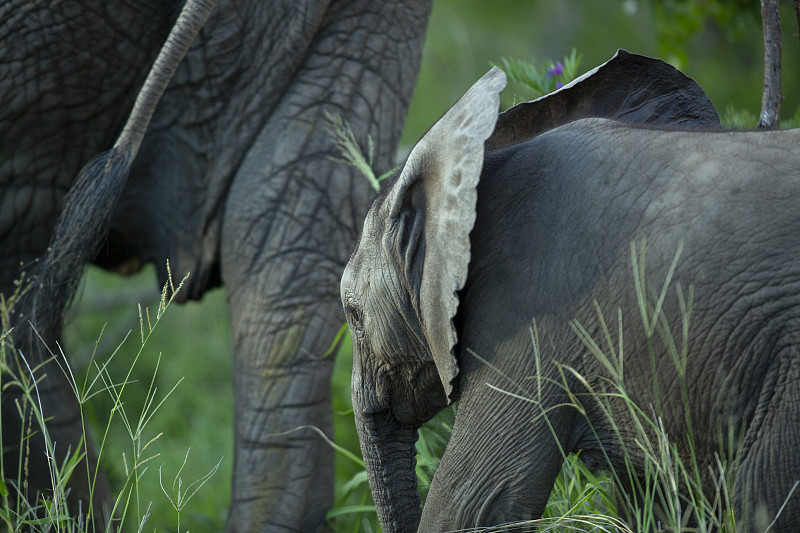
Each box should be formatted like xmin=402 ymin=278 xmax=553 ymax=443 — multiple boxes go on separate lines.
xmin=341 ymin=66 xmax=507 ymax=531
xmin=342 ymin=50 xmax=723 ymax=532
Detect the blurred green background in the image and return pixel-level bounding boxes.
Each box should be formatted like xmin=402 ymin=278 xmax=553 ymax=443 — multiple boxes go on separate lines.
xmin=62 ymin=1 xmax=799 ymax=530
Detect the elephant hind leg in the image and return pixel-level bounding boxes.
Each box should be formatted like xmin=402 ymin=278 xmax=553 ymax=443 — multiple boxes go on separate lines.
xmin=734 ymin=351 xmax=800 ymax=530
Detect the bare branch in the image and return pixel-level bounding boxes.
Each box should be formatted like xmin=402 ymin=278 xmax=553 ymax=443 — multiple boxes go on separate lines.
xmin=759 ymin=0 xmax=782 ymax=130
xmin=795 ymin=1 xmax=800 ymax=46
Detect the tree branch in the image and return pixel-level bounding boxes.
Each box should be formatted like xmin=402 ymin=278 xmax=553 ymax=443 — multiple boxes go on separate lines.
xmin=759 ymin=0 xmax=782 ymax=130
xmin=795 ymin=1 xmax=800 ymax=46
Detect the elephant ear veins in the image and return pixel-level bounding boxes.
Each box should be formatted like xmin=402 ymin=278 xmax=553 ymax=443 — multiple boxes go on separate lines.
xmin=384 ymin=67 xmax=507 ymax=402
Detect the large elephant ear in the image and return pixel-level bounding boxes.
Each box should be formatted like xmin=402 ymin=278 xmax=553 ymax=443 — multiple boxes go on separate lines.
xmin=382 ymin=67 xmax=507 ymax=402
xmin=488 ymin=49 xmax=721 ymax=150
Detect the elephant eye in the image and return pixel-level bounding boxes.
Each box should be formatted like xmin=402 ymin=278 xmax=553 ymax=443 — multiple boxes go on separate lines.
xmin=346 ymin=304 xmax=364 ymax=338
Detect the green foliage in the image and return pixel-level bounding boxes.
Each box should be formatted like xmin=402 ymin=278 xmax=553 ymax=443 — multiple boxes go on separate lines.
xmin=496 ymin=49 xmax=582 ymax=102
xmin=782 ymin=107 xmax=800 ymax=129
xmin=158 ymin=449 xmax=222 ymax=533
xmin=721 ymin=105 xmax=759 ymax=129
xmin=649 ymin=0 xmax=758 ymax=69
xmin=325 ymin=112 xmax=397 ymax=191
xmin=414 ymin=410 xmax=452 ymax=502
xmin=407 ymin=0 xmax=800 ymax=145
xmin=542 ymin=454 xmax=616 ymax=522
xmin=719 ymin=104 xmax=800 ymax=130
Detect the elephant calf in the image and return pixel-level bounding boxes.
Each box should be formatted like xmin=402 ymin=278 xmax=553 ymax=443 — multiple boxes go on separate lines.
xmin=341 ymin=51 xmax=800 ymax=531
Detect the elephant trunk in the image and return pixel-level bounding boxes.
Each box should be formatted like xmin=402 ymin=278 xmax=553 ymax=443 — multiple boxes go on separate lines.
xmin=355 ymin=410 xmax=421 ymax=533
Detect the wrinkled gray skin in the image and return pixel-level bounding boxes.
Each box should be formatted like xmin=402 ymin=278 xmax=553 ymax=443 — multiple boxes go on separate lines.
xmin=0 ymin=0 xmax=430 ymax=531
xmin=342 ymin=51 xmax=800 ymax=532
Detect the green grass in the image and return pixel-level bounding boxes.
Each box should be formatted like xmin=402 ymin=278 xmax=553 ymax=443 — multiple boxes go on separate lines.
xmin=0 ymin=266 xmax=230 ymax=531
xmin=64 ymin=266 xmax=232 ymax=532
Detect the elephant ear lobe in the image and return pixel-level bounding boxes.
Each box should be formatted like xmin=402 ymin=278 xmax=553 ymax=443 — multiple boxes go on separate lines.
xmin=383 ymin=67 xmax=507 ymax=402
xmin=488 ymin=49 xmax=721 ymax=150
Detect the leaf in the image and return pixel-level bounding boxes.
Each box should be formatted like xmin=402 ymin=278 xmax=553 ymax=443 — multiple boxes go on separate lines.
xmin=325 ymin=504 xmax=377 ymax=519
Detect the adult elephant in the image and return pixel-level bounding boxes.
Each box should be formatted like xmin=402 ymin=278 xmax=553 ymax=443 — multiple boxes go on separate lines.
xmin=0 ymin=0 xmax=430 ymax=531
xmin=342 ymin=51 xmax=800 ymax=532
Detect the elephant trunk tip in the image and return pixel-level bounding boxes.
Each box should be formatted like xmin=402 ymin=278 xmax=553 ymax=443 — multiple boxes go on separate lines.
xmin=356 ymin=410 xmax=422 ymax=533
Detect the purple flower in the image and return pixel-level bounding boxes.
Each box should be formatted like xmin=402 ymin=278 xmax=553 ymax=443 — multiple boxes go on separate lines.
xmin=556 ymin=81 xmax=564 ymax=89
xmin=547 ymin=62 xmax=564 ymax=77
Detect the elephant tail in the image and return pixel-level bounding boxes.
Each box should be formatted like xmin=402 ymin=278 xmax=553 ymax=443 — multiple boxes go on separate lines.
xmin=3 ymin=0 xmax=221 ymax=527
xmin=15 ymin=0 xmax=220 ymax=355
xmin=1 ymin=1 xmax=221 ymax=527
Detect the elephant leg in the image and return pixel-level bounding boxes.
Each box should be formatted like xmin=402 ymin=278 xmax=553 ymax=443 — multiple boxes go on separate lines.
xmin=217 ymin=60 xmax=393 ymax=533
xmin=219 ymin=1 xmax=429 ymax=530
xmin=220 ymin=125 xmax=368 ymax=531
xmin=734 ymin=350 xmax=800 ymax=530
xmin=224 ymin=288 xmax=341 ymax=531
xmin=420 ymin=373 xmax=579 ymax=531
